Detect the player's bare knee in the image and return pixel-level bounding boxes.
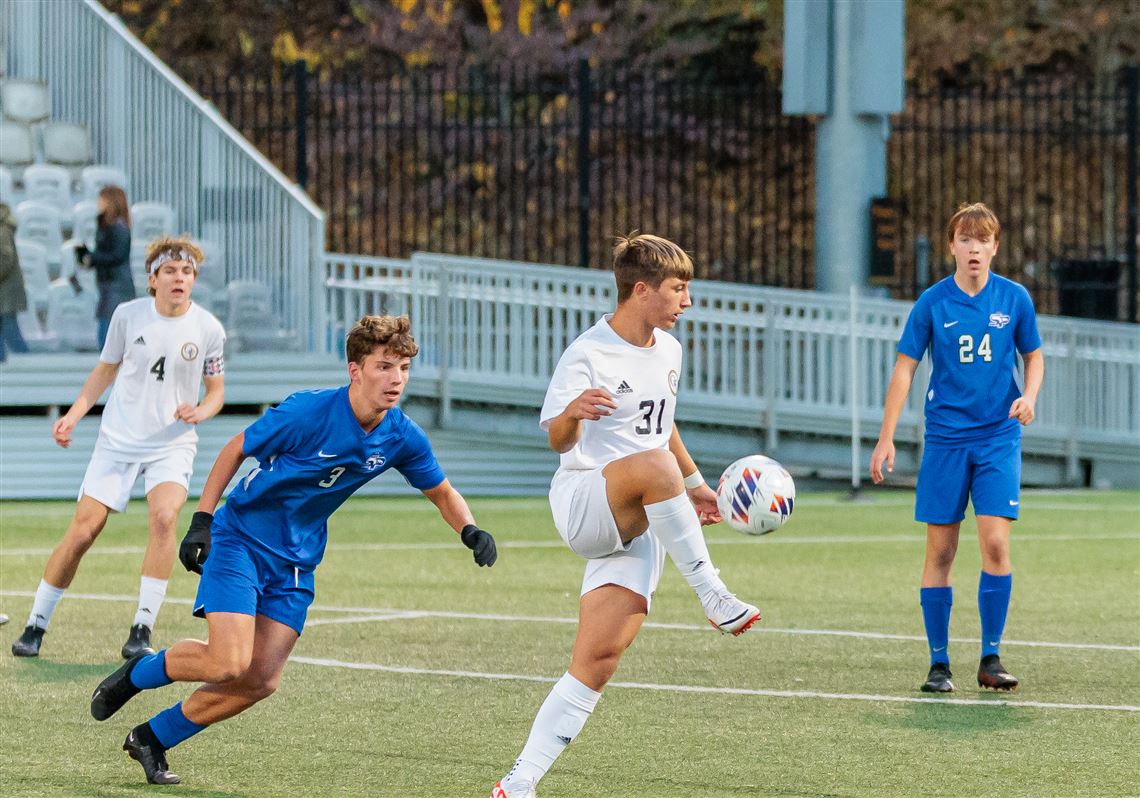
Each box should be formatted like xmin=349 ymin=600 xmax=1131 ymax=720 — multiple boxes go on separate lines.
xmin=246 ymin=674 xmax=281 ymax=703
xmin=635 ymin=450 xmax=684 ymax=497
xmin=206 ymin=651 xmax=253 ymax=682
xmin=148 ymin=507 xmax=180 ymax=537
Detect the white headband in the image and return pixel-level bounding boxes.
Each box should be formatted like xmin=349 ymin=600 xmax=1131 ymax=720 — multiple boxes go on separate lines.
xmin=148 ymin=249 xmax=199 ymax=273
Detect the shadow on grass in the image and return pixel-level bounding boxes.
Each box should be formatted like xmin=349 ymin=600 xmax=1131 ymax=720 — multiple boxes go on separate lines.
xmin=94 ymin=786 xmax=250 ymax=798
xmin=9 ymin=658 xmax=120 ymax=684
xmin=866 ymin=698 xmax=1032 ymax=736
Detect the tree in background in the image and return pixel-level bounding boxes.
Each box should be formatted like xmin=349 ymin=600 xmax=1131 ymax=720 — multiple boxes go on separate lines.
xmin=105 ymin=0 xmax=1137 ymax=79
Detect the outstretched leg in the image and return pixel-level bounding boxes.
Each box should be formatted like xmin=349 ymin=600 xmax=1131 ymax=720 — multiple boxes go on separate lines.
xmin=13 ymin=495 xmax=111 ymax=657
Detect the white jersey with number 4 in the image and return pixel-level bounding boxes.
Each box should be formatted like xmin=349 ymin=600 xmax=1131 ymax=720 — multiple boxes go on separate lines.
xmin=540 ymin=314 xmax=682 ymax=473
xmin=97 ymin=298 xmax=226 ymax=457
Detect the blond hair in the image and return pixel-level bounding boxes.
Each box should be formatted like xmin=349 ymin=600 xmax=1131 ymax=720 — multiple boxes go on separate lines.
xmin=345 ymin=315 xmax=419 ymax=364
xmin=946 ymin=202 xmax=1001 ymax=243
xmin=144 ymin=235 xmax=204 ymax=296
xmin=612 ymin=232 xmax=694 ymax=302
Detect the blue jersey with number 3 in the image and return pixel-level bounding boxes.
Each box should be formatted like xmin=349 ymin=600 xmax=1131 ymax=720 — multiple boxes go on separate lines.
xmin=897 ymin=274 xmax=1041 ymax=446
xmin=213 ymin=386 xmax=446 ymax=569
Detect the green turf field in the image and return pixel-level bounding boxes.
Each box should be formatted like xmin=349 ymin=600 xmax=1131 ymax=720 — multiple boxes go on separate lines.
xmin=1 ymin=491 xmax=1137 ymax=797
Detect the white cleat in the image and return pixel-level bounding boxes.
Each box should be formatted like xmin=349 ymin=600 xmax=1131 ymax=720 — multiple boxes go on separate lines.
xmin=704 ymin=593 xmax=761 ymax=636
xmin=491 ymin=778 xmax=537 ymax=798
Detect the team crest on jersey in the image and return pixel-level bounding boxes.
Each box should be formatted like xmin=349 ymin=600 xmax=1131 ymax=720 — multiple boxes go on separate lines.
xmin=988 ymin=312 xmax=1011 ymax=329
xmin=364 ymin=452 xmax=387 ymax=471
xmin=181 ymin=342 xmax=199 ymax=361
xmin=667 ymin=370 xmax=679 ymax=395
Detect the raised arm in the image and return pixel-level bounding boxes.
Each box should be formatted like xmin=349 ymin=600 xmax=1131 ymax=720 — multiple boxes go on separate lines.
xmin=51 ymin=361 xmax=120 ymax=448
xmin=546 ymin=388 xmax=617 ymax=453
xmin=421 ymin=478 xmax=497 ymax=566
xmin=870 ymin=353 xmax=920 ymax=483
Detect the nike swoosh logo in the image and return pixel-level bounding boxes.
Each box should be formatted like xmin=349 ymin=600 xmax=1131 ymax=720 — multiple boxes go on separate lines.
xmin=318 ymin=451 xmax=337 ymax=458
xmin=932 ymin=646 xmax=946 ymax=652
xmin=1009 ymin=500 xmax=1019 ymax=506
xmin=943 ymin=321 xmax=959 ymax=328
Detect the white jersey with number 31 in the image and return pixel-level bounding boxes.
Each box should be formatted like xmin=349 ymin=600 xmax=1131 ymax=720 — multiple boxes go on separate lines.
xmin=97 ymin=298 xmax=226 ymax=457
xmin=540 ymin=314 xmax=681 ymax=473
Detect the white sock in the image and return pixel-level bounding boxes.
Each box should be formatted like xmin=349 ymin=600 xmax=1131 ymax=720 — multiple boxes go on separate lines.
xmin=132 ymin=576 xmax=168 ymax=629
xmin=504 ymin=672 xmax=601 ymax=787
xmin=644 ymin=493 xmax=727 ymax=597
xmin=26 ymin=579 xmax=66 ymax=630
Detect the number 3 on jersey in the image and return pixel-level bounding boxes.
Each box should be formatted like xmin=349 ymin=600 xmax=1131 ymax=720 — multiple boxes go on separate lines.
xmin=635 ymin=398 xmax=668 ymax=435
xmin=958 ymin=333 xmax=992 ymax=364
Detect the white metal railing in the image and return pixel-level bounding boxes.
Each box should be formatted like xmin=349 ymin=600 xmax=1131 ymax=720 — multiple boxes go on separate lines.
xmin=2 ymin=0 xmax=325 ymax=345
xmin=323 ymin=251 xmax=1140 ymax=476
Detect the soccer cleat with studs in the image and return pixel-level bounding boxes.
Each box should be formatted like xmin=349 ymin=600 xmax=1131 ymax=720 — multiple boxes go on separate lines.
xmin=121 ymin=624 xmax=155 ymax=659
xmin=704 ymin=593 xmax=761 ymax=636
xmin=123 ymin=724 xmax=180 ymax=785
xmin=920 ymin=662 xmax=955 ymax=693
xmin=977 ymin=654 xmax=1019 ymax=691
xmin=91 ymin=653 xmax=146 ymax=721
xmin=11 ymin=625 xmax=45 ymax=657
xmin=492 ymin=779 xmax=537 ymax=798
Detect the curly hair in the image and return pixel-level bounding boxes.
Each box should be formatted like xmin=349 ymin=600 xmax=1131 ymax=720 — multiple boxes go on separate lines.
xmin=345 ymin=315 xmax=419 ymax=364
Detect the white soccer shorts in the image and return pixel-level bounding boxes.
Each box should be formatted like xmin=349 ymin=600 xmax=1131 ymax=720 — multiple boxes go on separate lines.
xmin=549 ymin=467 xmax=666 ymax=607
xmin=79 ymin=443 xmax=195 ymax=512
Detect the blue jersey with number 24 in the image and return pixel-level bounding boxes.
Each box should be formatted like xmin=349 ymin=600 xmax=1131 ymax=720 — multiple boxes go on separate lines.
xmin=897 ymin=273 xmax=1042 ymax=446
xmin=213 ymin=386 xmax=446 ymax=570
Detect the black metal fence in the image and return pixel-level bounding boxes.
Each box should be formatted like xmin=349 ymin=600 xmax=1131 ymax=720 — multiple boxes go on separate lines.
xmin=187 ymin=61 xmax=1138 ymax=320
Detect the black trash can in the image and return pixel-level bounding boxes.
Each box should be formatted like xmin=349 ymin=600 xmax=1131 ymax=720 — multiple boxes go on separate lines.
xmin=1055 ymin=259 xmax=1121 ymax=320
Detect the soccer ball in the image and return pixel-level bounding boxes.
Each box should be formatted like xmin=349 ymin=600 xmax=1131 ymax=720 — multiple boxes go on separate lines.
xmin=716 ymin=455 xmax=796 ymax=535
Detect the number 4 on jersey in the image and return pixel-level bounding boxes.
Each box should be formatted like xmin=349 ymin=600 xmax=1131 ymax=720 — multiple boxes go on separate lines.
xmin=150 ymin=356 xmax=166 ymax=381
xmin=958 ymin=333 xmax=992 ymax=364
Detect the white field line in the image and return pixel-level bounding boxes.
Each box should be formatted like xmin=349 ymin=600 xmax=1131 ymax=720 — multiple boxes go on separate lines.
xmin=3 ymin=531 xmax=1137 ymax=559
xmin=2 ymin=590 xmax=1137 ymax=653
xmin=289 ymin=655 xmax=1140 ymax=713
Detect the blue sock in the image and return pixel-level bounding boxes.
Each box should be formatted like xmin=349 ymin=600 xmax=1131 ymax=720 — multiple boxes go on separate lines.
xmin=978 ymin=571 xmax=1012 ymax=658
xmin=129 ymin=650 xmax=173 ymax=690
xmin=920 ymin=586 xmax=953 ymax=665
xmin=149 ymin=702 xmax=206 ymax=750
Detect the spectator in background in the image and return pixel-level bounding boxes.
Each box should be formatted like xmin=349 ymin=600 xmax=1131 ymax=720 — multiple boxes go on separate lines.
xmin=0 ymin=202 xmax=30 ymax=363
xmin=76 ymin=186 xmax=134 ymax=349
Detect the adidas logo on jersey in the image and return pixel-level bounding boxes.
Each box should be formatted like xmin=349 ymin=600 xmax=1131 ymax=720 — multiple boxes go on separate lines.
xmin=616 ymin=380 xmax=633 ymax=394
xmin=133 ymin=336 xmax=146 ymax=345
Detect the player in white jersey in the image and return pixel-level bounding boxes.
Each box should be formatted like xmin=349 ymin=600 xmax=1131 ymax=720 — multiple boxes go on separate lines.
xmin=492 ymin=234 xmax=760 ymax=798
xmin=12 ymin=236 xmax=226 ymax=661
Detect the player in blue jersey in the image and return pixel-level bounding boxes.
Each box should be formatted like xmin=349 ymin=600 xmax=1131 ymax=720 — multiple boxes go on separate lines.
xmin=88 ymin=314 xmax=499 ymax=785
xmin=870 ymin=203 xmax=1044 ymax=694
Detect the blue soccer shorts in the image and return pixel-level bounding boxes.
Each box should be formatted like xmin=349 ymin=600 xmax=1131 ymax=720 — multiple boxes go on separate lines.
xmin=193 ymin=531 xmax=315 ymax=636
xmin=915 ymin=436 xmax=1023 ymax=524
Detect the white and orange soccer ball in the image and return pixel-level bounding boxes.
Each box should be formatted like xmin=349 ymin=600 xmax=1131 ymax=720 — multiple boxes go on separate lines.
xmin=716 ymin=454 xmax=796 ymax=535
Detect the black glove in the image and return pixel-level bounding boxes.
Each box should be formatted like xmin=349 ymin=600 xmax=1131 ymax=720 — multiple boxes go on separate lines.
xmin=179 ymin=511 xmax=213 ymax=574
xmin=460 ymin=524 xmax=497 ymax=567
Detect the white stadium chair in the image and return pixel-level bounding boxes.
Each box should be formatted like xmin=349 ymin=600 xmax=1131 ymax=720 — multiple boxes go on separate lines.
xmin=0 ymin=78 xmax=50 ymax=125
xmin=131 ymin=201 xmax=175 ymax=245
xmin=46 ymin=280 xmax=99 ymax=352
xmin=80 ymin=164 xmax=129 ymax=200
xmin=42 ymin=122 xmax=94 ymax=173
xmin=14 ymin=239 xmax=50 ymax=315
xmin=15 ymin=308 xmax=59 ymax=352
xmin=70 ymin=199 xmax=98 ymax=248
xmin=0 ymin=120 xmax=35 ymax=176
xmin=225 ymin=280 xmax=301 ymax=352
xmin=21 ymin=164 xmax=72 ymax=216
xmin=14 ymin=201 xmax=63 ymax=271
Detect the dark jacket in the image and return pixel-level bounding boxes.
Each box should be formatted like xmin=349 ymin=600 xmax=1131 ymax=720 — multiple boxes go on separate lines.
xmin=0 ymin=204 xmax=28 ymax=316
xmin=88 ymin=219 xmax=134 ymax=320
